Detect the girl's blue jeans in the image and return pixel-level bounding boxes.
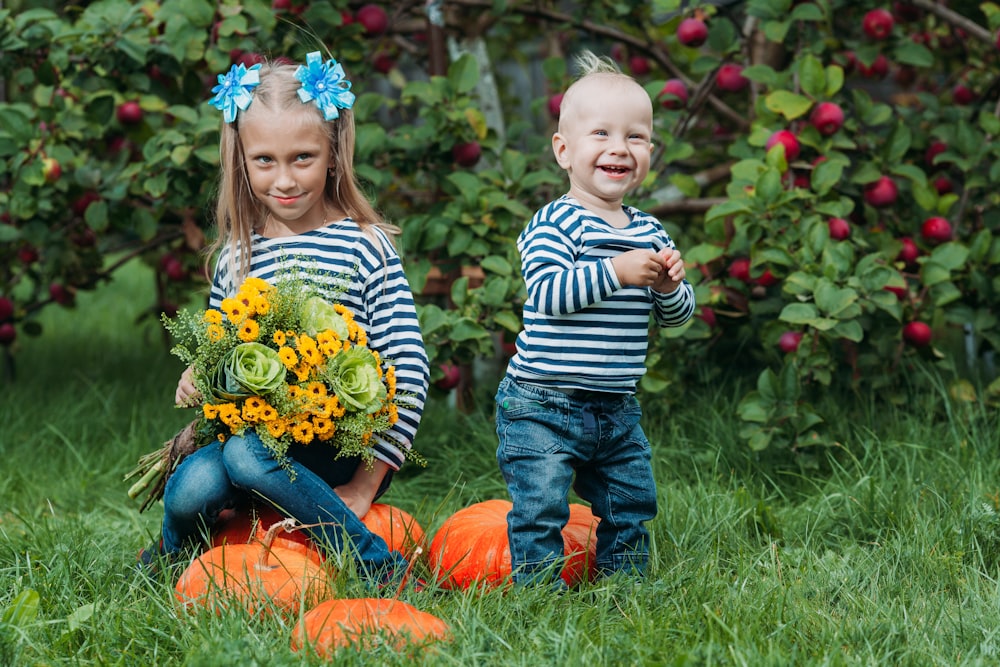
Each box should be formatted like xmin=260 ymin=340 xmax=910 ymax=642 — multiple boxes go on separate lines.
xmin=160 ymin=429 xmax=407 ymax=579
xmin=494 ymin=377 xmax=657 ymax=586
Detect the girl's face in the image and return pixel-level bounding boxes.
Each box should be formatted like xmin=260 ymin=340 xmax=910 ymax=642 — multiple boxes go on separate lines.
xmin=239 ymin=105 xmax=333 ymax=235
xmin=551 ymin=76 xmax=653 ymax=213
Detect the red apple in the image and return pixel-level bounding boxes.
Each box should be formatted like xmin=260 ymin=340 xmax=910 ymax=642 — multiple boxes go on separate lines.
xmin=71 ymin=191 xmax=101 ymax=216
xmin=610 ymin=44 xmax=625 ymax=62
xmin=272 ymin=0 xmax=291 ymax=9
xmin=677 ymin=18 xmax=708 ymax=47
xmin=17 ymin=245 xmax=38 ymax=265
xmin=754 ymin=269 xmax=778 ymax=287
xmin=116 ymin=100 xmax=143 ymax=125
xmin=163 ymin=257 xmax=187 ymax=282
xmin=659 ymin=79 xmax=689 ymax=109
xmin=0 ymin=322 xmax=15 ymax=347
xmin=863 ymin=8 xmax=894 ymax=40
xmin=728 ymin=257 xmax=752 ymax=283
xmin=902 ymin=321 xmax=932 ymax=347
xmin=0 ymin=297 xmax=13 ymax=322
xmin=715 ymin=63 xmax=748 ymax=92
xmin=884 ymin=284 xmax=907 ymax=300
xmin=697 ymin=306 xmax=717 ymax=328
xmin=547 ymin=93 xmax=564 ymax=120
xmin=357 ymin=4 xmax=388 ymax=35
xmin=925 ymin=141 xmax=947 ymax=166
xmin=373 ymin=51 xmax=395 ymax=74
xmin=452 ymin=141 xmax=482 ymax=168
xmin=933 ymin=175 xmax=953 ymax=194
xmin=893 ymin=1 xmax=921 ymax=22
xmin=921 ymin=217 xmax=953 ymax=245
xmin=435 ymin=363 xmax=461 ymax=391
xmin=778 ymin=331 xmax=804 ymax=354
xmin=629 ymin=55 xmax=651 ymax=76
xmin=828 ymin=217 xmax=851 ymax=240
xmin=340 ymin=10 xmax=354 ymax=25
xmin=49 ymin=283 xmax=75 ymax=306
xmin=766 ymin=129 xmax=800 ymax=161
xmin=864 ymin=175 xmax=898 ymax=207
xmin=953 ymin=84 xmax=975 ymax=105
xmin=810 ymin=102 xmax=844 ymax=136
xmin=41 ymin=156 xmax=61 ymax=183
xmin=897 ymin=237 xmax=919 ymax=265
xmin=857 ymin=54 xmax=889 ymax=79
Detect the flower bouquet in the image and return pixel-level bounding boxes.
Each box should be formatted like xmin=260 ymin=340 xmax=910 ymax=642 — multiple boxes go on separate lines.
xmin=126 ymin=275 xmax=412 ymax=512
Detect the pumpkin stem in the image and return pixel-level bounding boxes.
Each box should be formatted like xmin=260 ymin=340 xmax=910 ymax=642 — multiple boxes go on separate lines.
xmin=392 ymin=545 xmax=423 ymax=600
xmin=258 ymin=518 xmax=300 ymax=569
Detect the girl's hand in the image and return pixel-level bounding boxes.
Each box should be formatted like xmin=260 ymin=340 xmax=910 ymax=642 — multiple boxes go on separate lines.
xmin=175 ymin=366 xmax=201 ymax=407
xmin=334 ymin=460 xmax=391 ymax=518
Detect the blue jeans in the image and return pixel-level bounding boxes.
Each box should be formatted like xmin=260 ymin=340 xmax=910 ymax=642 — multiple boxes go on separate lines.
xmin=494 ymin=377 xmax=657 ymax=585
xmin=160 ymin=430 xmax=406 ymax=578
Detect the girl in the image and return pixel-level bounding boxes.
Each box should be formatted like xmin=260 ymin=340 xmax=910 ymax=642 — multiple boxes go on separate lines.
xmin=138 ymin=52 xmax=429 ymax=587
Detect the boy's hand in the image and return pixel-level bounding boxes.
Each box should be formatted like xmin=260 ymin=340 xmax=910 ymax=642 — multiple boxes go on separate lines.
xmin=611 ymin=248 xmax=668 ymax=288
xmin=651 ymin=248 xmax=686 ymax=294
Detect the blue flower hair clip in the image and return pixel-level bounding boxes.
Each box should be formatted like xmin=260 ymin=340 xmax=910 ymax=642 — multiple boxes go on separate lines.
xmin=295 ymin=51 xmax=355 ymax=121
xmin=208 ymin=63 xmax=262 ymax=123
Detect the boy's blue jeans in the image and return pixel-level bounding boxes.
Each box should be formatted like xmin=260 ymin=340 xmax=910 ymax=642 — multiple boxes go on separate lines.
xmin=494 ymin=377 xmax=657 ymax=585
xmin=160 ymin=429 xmax=406 ymax=578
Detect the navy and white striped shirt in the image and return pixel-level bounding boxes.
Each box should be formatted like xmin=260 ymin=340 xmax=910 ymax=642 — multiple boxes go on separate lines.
xmin=506 ymin=196 xmax=696 ymax=393
xmin=210 ymin=219 xmax=429 ymax=470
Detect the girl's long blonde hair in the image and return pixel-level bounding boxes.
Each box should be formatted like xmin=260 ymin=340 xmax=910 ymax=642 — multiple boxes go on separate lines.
xmin=206 ymin=57 xmax=399 ymax=283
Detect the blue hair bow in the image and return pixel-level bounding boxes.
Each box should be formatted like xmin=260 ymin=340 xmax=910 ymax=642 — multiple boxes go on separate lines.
xmin=207 ymin=63 xmax=262 ymax=123
xmin=295 ymin=51 xmax=355 ymax=121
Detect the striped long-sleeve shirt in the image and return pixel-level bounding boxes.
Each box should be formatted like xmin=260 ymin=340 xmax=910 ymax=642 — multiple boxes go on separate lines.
xmin=505 ymin=195 xmax=696 ymax=393
xmin=210 ymin=219 xmax=429 ymax=470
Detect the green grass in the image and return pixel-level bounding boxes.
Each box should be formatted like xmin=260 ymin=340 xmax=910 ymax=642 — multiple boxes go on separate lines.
xmin=2 ymin=259 xmax=1000 ymax=665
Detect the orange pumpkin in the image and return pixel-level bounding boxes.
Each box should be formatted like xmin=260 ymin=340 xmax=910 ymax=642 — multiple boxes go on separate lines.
xmin=176 ymin=521 xmax=331 ymax=617
xmin=361 ymin=503 xmax=425 ymax=556
xmin=212 ymin=504 xmax=324 ymax=566
xmin=427 ymin=499 xmax=599 ymax=590
xmin=291 ymin=598 xmax=450 ymax=654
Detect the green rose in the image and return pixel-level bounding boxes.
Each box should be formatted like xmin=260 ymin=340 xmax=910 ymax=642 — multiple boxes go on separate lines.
xmin=325 ymin=346 xmax=387 ymax=413
xmin=300 ymin=296 xmax=350 ymax=339
xmin=209 ymin=342 xmax=285 ymax=401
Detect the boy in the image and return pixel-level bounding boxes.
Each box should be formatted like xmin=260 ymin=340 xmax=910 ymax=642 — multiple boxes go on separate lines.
xmin=495 ymin=51 xmax=695 ymax=586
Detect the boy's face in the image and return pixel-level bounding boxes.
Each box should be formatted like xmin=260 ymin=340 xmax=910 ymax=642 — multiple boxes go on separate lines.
xmin=552 ymin=75 xmax=653 ymax=211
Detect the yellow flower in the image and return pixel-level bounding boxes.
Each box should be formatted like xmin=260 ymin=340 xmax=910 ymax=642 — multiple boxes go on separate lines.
xmin=203 ymin=309 xmax=223 ymax=325
xmin=287 ymin=385 xmax=303 ymax=400
xmin=242 ymin=396 xmax=265 ymax=421
xmin=291 ymin=421 xmax=314 ymax=444
xmin=301 ymin=345 xmax=324 ymax=367
xmin=266 ymin=419 xmax=287 ymax=438
xmin=388 ymin=403 xmax=398 ymax=424
xmin=312 ymin=417 xmax=334 ymax=439
xmin=306 ymin=382 xmax=327 ymax=400
xmin=386 ymin=366 xmax=396 ymax=398
xmin=347 ymin=321 xmax=360 ymax=342
xmin=203 ymin=404 xmax=220 ymax=420
xmin=238 ymin=318 xmax=260 ymax=342
xmin=279 ymin=346 xmax=298 ymax=368
xmin=334 ymin=303 xmax=353 ymax=322
xmin=327 ymin=396 xmax=346 ymax=419
xmin=258 ymin=402 xmax=277 ymax=421
xmin=220 ymin=297 xmax=247 ymax=324
xmin=206 ymin=324 xmax=225 ymax=342
xmin=293 ymin=363 xmax=311 ymax=382
xmin=251 ymin=293 xmax=270 ymax=316
xmin=356 ymin=328 xmax=368 ymax=347
xmin=319 ymin=336 xmax=342 ymax=357
xmin=273 ymin=330 xmax=287 ymax=346
xmin=241 ymin=276 xmax=273 ymax=294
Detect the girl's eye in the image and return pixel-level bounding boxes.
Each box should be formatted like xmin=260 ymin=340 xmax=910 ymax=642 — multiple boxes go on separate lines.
xmin=296 ymin=153 xmax=313 ymax=161
xmin=255 ymin=156 xmax=273 ymax=165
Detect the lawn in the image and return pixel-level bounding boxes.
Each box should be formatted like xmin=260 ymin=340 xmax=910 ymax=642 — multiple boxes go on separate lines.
xmin=2 ymin=259 xmax=999 ymax=666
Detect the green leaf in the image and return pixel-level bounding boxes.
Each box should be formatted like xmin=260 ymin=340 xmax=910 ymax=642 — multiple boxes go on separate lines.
xmin=448 ymin=54 xmax=479 ymax=94
xmin=780 ymin=302 xmax=819 ymax=324
xmin=493 ymin=310 xmax=522 ymax=334
xmin=764 ymin=90 xmax=814 ymax=120
xmin=479 ymin=255 xmax=512 ymax=276
xmin=84 ymin=200 xmax=109 ymax=232
xmin=824 ymin=65 xmax=845 ymax=97
xmin=893 ymin=40 xmax=934 ymax=68
xmin=929 ymin=242 xmax=969 ymax=270
xmin=814 ymin=282 xmax=858 ymax=317
xmin=2 ymin=589 xmax=40 ymax=626
xmin=450 ymin=317 xmax=489 ymax=341
xmin=929 ymin=282 xmax=962 ymax=307
xmin=797 ymin=53 xmax=826 ymax=99
xmin=831 ymin=320 xmax=864 ymax=342
xmin=737 ymin=393 xmax=769 ymax=424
